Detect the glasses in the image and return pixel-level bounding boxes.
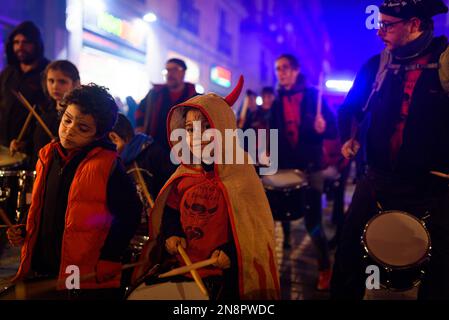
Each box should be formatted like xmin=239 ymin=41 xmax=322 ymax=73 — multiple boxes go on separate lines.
xmin=275 ymin=65 xmax=292 ymax=73
xmin=378 ymin=19 xmax=407 ymax=33
xmin=162 ymin=67 xmax=184 ymax=76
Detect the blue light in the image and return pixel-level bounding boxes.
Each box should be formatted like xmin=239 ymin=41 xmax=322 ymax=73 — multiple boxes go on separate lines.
xmin=325 ymin=80 xmax=354 ymax=93
xmin=143 ymin=12 xmax=157 ymax=23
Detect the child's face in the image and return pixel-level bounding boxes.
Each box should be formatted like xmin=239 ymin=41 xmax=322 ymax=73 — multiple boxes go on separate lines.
xmin=46 ymin=69 xmax=77 ymax=103
xmin=185 ymin=109 xmax=211 ymax=153
xmin=59 ymin=104 xmax=97 ymax=150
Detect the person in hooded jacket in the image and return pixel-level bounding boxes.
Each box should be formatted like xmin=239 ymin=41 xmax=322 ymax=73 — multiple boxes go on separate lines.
xmin=0 ymin=21 xmax=50 ymax=156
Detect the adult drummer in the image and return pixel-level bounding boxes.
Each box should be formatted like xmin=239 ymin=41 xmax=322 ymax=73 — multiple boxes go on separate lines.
xmin=0 ymin=21 xmax=50 ymax=156
xmin=331 ymin=0 xmax=449 ymax=300
xmin=270 ymin=53 xmax=337 ymax=290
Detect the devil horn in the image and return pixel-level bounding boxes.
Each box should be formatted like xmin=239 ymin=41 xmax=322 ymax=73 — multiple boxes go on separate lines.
xmin=224 ymin=75 xmax=244 ymax=106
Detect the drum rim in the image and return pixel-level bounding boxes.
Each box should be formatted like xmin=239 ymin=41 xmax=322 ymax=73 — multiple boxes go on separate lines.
xmin=125 ymin=278 xmax=207 ymax=300
xmin=0 ymin=171 xmax=21 ymax=177
xmin=0 ymin=170 xmax=36 ymax=177
xmin=361 ymin=210 xmax=431 ymax=270
xmin=261 ymin=169 xmax=308 ymax=191
xmin=18 ymin=170 xmax=36 ymax=177
xmin=0 ymin=146 xmax=27 ymax=168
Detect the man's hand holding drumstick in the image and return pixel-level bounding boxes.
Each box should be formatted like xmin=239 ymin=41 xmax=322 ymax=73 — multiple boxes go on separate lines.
xmin=341 ymin=139 xmax=361 ymax=159
xmin=0 ymin=207 xmax=25 ymax=247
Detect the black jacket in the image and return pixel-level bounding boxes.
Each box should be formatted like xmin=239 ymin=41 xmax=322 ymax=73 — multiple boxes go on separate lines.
xmin=271 ymin=86 xmax=337 ymax=171
xmin=0 ymin=21 xmax=49 ymax=148
xmin=339 ymin=36 xmax=449 ymax=179
xmin=136 ymin=83 xmax=198 ymax=154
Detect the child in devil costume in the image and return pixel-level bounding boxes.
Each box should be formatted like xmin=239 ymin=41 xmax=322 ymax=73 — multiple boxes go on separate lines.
xmin=133 ymin=76 xmax=280 ymax=300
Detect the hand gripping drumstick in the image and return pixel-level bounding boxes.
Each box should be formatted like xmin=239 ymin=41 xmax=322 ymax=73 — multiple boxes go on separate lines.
xmin=12 ymin=90 xmax=55 ymax=140
xmin=158 ymin=256 xmax=219 ymax=279
xmin=176 ymin=245 xmax=209 ymax=298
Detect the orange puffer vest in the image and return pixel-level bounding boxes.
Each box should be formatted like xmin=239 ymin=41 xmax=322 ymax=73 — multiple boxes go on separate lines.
xmin=14 ymin=142 xmax=120 ymax=289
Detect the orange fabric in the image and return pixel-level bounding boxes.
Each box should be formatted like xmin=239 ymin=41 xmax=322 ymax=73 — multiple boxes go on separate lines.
xmin=390 ymin=54 xmax=431 ymax=162
xmin=14 ymin=141 xmax=120 ymax=289
xmin=135 ymin=92 xmax=280 ymax=299
xmin=253 ymin=258 xmax=267 ymax=298
xmin=166 ymin=171 xmax=230 ymax=278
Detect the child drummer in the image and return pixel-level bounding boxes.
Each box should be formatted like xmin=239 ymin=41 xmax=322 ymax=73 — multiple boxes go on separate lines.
xmin=135 ymin=76 xmax=280 ymax=300
xmin=7 ymin=84 xmax=142 ymax=299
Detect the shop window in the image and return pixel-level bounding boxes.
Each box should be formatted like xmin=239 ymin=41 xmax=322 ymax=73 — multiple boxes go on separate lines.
xmin=178 ymin=0 xmax=200 ymax=35
xmin=217 ymin=9 xmax=232 ymax=56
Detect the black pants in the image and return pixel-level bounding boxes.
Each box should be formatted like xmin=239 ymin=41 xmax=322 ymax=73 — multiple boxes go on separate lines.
xmin=330 ymin=168 xmax=449 ymax=299
xmin=283 ymin=170 xmax=330 ymax=271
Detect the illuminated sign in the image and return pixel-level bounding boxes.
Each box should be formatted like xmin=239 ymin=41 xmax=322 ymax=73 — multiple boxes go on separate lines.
xmin=97 ymin=12 xmax=122 ymax=37
xmin=210 ymin=66 xmax=231 ymax=88
xmin=87 ymin=11 xmax=146 ymax=48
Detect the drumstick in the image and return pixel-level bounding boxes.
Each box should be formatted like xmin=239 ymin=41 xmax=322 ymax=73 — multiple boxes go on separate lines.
xmin=11 ymin=260 xmax=151 ymax=300
xmin=430 ymin=171 xmax=449 ymax=179
xmin=16 ymin=106 xmax=36 ymax=143
xmin=158 ymin=256 xmax=218 ymax=279
xmin=132 ymin=162 xmax=155 ymax=208
xmin=0 ymin=224 xmax=25 ymax=229
xmin=177 ymin=245 xmax=209 ymax=298
xmin=238 ymin=96 xmax=250 ymax=128
xmin=12 ymin=90 xmax=55 ymax=140
xmin=316 ymin=70 xmax=324 ymax=119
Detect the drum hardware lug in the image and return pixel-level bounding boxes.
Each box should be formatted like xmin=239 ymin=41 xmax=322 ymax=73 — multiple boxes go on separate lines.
xmin=421 ymin=213 xmax=431 ymax=226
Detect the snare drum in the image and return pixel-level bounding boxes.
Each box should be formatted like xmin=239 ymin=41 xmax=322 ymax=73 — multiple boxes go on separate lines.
xmin=0 ymin=145 xmax=27 ymax=169
xmin=0 ymin=170 xmax=36 ymax=224
xmin=362 ymin=210 xmax=431 ymax=291
xmin=261 ymin=169 xmax=308 ymax=221
xmin=126 ymin=280 xmax=209 ymax=300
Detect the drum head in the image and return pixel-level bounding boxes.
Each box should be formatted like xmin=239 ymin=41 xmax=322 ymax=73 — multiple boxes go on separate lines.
xmin=0 ymin=145 xmax=26 ymax=168
xmin=261 ymin=169 xmax=307 ymax=190
xmin=127 ymin=281 xmax=208 ymax=300
xmin=364 ymin=211 xmax=430 ymax=268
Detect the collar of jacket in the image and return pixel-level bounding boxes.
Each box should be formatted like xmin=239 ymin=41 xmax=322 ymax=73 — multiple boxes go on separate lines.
xmin=393 ymin=29 xmax=434 ymax=60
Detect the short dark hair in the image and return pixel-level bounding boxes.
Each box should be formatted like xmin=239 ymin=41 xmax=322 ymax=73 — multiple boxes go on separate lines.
xmin=42 ymin=60 xmax=80 ymax=98
xmin=166 ymin=58 xmax=187 ymax=70
xmin=112 ymin=113 xmax=135 ymax=142
xmin=276 ymin=54 xmax=300 ymax=70
xmin=246 ymin=89 xmax=257 ymax=97
xmin=261 ymin=87 xmax=275 ymax=95
xmin=60 ymin=83 xmax=118 ymax=138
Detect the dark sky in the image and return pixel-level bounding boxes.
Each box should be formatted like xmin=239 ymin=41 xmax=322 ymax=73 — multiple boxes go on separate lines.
xmin=319 ymin=0 xmax=449 ymax=78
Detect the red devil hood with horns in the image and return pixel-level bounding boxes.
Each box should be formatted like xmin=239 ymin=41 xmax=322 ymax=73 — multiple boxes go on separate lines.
xmin=133 ymin=76 xmax=280 ymax=299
